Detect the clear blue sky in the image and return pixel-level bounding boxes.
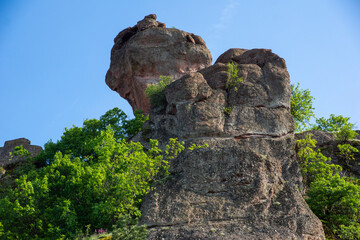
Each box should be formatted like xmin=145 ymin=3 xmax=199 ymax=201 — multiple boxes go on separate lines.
xmin=1 ymin=0 xmax=359 ymax=147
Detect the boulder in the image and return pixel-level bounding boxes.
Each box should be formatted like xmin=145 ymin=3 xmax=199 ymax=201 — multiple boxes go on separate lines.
xmin=105 ymin=14 xmax=212 ymax=114
xmin=214 ymin=48 xmax=248 ymax=64
xmin=139 ymin=49 xmax=325 ymax=239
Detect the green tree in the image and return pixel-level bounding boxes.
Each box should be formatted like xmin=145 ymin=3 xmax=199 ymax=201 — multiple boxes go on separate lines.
xmin=226 ymin=62 xmax=243 ymax=92
xmin=34 ymin=108 xmax=148 ymax=166
xmin=290 ymin=83 xmax=315 ymax=132
xmin=0 ymin=128 xmax=184 ymax=239
xmin=312 ymin=114 xmax=357 ymax=142
xmin=312 ymin=114 xmax=354 ymax=132
xmin=297 ymin=134 xmax=360 ymax=239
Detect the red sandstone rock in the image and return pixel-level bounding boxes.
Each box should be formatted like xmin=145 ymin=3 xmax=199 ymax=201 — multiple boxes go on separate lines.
xmin=105 ymin=14 xmax=212 ymax=114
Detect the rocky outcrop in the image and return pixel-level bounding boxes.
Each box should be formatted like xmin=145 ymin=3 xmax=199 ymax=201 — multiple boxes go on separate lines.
xmin=0 ymin=138 xmax=42 ymax=174
xmin=296 ymin=130 xmax=360 ymax=178
xmin=138 ymin=48 xmax=325 ymax=239
xmin=105 ymin=14 xmax=212 ymax=114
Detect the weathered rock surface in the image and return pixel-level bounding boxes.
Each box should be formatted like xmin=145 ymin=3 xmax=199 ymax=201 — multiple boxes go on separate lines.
xmin=214 ymin=48 xmax=248 ymax=64
xmin=0 ymin=138 xmax=42 ymax=174
xmin=105 ymin=14 xmax=212 ymax=114
xmin=138 ymin=48 xmax=325 ymax=239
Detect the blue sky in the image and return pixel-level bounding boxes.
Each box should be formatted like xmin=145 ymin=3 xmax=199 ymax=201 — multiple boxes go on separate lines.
xmin=1 ymin=0 xmax=359 ymax=147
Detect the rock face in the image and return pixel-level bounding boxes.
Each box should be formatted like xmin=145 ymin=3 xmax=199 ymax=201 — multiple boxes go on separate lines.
xmin=0 ymin=138 xmax=42 ymax=173
xmin=105 ymin=14 xmax=212 ymax=114
xmin=138 ymin=48 xmax=325 ymax=239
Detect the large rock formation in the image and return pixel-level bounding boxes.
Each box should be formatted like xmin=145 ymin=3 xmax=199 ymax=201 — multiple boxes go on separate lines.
xmin=106 ymin=16 xmax=325 ymax=238
xmin=0 ymin=138 xmax=42 ymax=175
xmin=106 ymin=14 xmax=212 ymax=114
xmin=136 ymin=48 xmax=325 ymax=239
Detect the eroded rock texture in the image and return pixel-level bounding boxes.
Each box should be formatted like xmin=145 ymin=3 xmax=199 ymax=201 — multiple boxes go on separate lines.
xmin=139 ymin=48 xmax=325 ymax=239
xmin=105 ymin=14 xmax=212 ymax=114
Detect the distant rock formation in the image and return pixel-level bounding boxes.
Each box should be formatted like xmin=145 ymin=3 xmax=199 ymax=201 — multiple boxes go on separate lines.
xmin=105 ymin=14 xmax=212 ymax=114
xmin=136 ymin=48 xmax=325 ymax=239
xmin=0 ymin=138 xmax=42 ymax=172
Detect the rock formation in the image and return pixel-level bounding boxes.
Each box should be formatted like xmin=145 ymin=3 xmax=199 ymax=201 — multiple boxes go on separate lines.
xmin=107 ymin=16 xmax=325 ymax=239
xmin=0 ymin=138 xmax=42 ymax=175
xmin=135 ymin=48 xmax=325 ymax=239
xmin=105 ymin=14 xmax=212 ymax=114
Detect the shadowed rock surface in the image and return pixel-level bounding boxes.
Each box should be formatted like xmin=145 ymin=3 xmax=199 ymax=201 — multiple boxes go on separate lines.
xmin=105 ymin=14 xmax=212 ymax=114
xmin=137 ymin=48 xmax=325 ymax=239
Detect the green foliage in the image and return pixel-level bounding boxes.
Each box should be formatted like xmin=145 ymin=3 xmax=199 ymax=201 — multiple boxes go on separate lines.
xmin=337 ymin=143 xmax=359 ymax=162
xmin=0 ymin=106 xmax=186 ymax=239
xmin=223 ymin=106 xmax=232 ymax=116
xmin=297 ymin=134 xmax=341 ymax=187
xmin=335 ymin=124 xmax=358 ymax=143
xmin=297 ymin=134 xmax=360 ymax=239
xmin=312 ymin=114 xmax=353 ymax=132
xmin=290 ymin=83 xmax=315 ymax=132
xmin=34 ymin=108 xmax=148 ymax=166
xmin=226 ymin=62 xmax=243 ymax=91
xmin=78 ymin=215 xmax=146 ymax=240
xmin=109 ymin=215 xmax=147 ymax=240
xmin=8 ymin=145 xmax=31 ymax=163
xmin=306 ymin=175 xmax=360 ymax=240
xmin=188 ymin=143 xmax=209 ymax=151
xmin=0 ymin=222 xmax=4 ymax=237
xmin=312 ymin=114 xmax=357 ymax=142
xmin=145 ymin=75 xmax=174 ymax=106
xmin=0 ymin=128 xmax=183 ymax=239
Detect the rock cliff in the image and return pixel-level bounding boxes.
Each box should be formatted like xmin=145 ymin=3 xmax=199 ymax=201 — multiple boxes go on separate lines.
xmin=106 ymin=14 xmax=212 ymax=114
xmin=107 ymin=16 xmax=325 ymax=239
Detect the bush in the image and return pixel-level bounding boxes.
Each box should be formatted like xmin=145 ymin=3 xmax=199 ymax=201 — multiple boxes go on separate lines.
xmin=335 ymin=124 xmax=358 ymax=142
xmin=145 ymin=75 xmax=174 ymax=106
xmin=226 ymin=62 xmax=243 ymax=91
xmin=296 ymin=134 xmax=340 ymax=187
xmin=312 ymin=114 xmax=354 ymax=132
xmin=290 ymin=83 xmax=315 ymax=132
xmin=337 ymin=143 xmax=359 ymax=162
xmin=297 ymin=134 xmax=360 ymax=239
xmin=311 ymin=114 xmax=357 ymax=142
xmin=306 ymin=175 xmax=360 ymax=240
xmin=223 ymin=106 xmax=232 ymax=116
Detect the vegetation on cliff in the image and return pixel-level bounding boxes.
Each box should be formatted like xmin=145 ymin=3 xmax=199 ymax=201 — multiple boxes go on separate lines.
xmin=297 ymin=134 xmax=360 ymax=239
xmin=291 ymin=85 xmax=359 ymax=239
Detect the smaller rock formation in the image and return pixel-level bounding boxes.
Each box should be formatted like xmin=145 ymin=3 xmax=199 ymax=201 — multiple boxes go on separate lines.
xmin=105 ymin=14 xmax=212 ymax=114
xmin=0 ymin=138 xmax=42 ymax=172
